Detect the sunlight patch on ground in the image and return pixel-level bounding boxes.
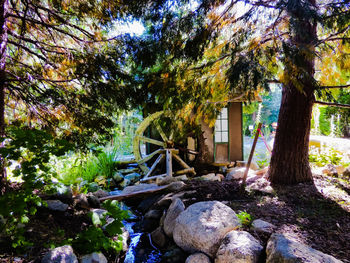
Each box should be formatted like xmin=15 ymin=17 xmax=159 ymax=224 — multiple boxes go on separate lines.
xmin=314 ymin=174 xmax=350 ymax=212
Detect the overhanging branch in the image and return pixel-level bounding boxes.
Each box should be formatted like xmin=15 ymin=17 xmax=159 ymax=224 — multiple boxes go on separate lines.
xmin=318 ymin=84 xmax=350 ymax=89
xmin=315 ymin=101 xmax=350 ymax=108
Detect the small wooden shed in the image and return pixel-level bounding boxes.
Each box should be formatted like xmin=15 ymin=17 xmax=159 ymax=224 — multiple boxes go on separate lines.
xmin=195 ymin=102 xmax=244 ymax=164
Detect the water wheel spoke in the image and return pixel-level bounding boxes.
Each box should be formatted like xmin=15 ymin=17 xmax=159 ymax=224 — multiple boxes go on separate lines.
xmin=137 ymin=135 xmax=165 ymax=147
xmin=143 ymin=154 xmax=165 ymax=179
xmin=173 ymin=153 xmax=191 ymax=169
xmin=169 ymin=130 xmax=174 ymax=141
xmin=137 ymin=149 xmax=165 ymax=165
xmin=155 ymin=122 xmax=168 ymax=142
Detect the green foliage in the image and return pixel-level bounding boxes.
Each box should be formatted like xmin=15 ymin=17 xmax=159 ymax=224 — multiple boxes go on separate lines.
xmin=72 ymin=200 xmax=129 ymax=254
xmin=0 ymin=126 xmax=72 ymax=251
xmin=309 ymin=146 xmax=345 ymax=167
xmin=243 ymin=87 xmax=281 ymax=138
xmin=237 ymin=211 xmax=253 ymax=227
xmin=319 ymin=107 xmax=331 ymax=136
xmin=324 ymin=90 xmax=350 ymax=137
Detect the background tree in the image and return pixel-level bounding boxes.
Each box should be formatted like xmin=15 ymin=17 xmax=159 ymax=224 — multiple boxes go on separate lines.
xmin=124 ymin=0 xmax=350 ymax=184
xmin=0 ymin=0 xmax=146 ymax=188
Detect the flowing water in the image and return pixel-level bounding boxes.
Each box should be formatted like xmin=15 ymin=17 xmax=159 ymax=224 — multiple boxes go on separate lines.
xmin=123 ymin=221 xmax=162 ymax=263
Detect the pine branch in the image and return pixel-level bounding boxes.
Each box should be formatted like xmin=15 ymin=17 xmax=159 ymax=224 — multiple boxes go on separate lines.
xmin=8 ymin=14 xmax=87 ymax=42
xmin=317 ymin=26 xmax=349 ymax=46
xmin=7 ymin=39 xmax=48 ymax=62
xmin=29 ymin=1 xmax=95 ymax=39
xmin=315 ymin=101 xmax=350 ymax=108
xmin=318 ymin=84 xmax=350 ymax=89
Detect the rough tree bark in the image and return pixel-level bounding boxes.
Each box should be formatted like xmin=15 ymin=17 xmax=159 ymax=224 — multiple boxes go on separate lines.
xmin=268 ymin=0 xmax=317 ymax=184
xmin=0 ymin=0 xmax=8 ymax=192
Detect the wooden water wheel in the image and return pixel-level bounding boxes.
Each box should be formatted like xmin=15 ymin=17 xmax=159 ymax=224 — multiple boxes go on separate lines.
xmin=133 ymin=111 xmax=196 ymax=182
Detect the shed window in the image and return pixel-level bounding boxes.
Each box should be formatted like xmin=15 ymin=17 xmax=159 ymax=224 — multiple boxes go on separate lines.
xmin=215 ymin=107 xmax=228 ymax=143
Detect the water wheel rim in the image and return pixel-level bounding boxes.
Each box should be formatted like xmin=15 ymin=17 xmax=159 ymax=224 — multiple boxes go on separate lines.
xmin=133 ymin=111 xmax=166 ymax=173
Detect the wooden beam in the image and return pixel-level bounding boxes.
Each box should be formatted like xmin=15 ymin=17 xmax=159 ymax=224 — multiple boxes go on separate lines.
xmin=99 ymin=185 xmax=169 ymax=202
xmin=143 ymin=154 xmax=165 ymax=179
xmin=173 ymin=153 xmax=190 ymax=169
xmin=137 ymin=135 xmax=166 ymax=147
xmin=137 ymin=149 xmax=165 ymax=165
xmin=241 ymin=123 xmax=262 ymax=190
xmin=166 ymin=149 xmax=173 ymax=177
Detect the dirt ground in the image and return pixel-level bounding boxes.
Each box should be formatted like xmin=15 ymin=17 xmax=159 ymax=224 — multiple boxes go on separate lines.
xmin=182 ymin=173 xmax=350 ymax=262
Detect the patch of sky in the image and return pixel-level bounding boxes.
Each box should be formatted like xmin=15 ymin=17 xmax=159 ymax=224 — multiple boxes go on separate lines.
xmin=108 ymin=19 xmax=145 ymax=37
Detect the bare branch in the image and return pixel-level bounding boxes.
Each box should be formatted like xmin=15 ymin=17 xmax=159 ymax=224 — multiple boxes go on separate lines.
xmin=315 ymin=101 xmax=350 ymax=108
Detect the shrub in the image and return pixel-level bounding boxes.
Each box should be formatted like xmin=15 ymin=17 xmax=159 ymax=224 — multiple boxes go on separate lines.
xmin=309 ymin=146 xmax=346 ymax=167
xmin=0 ymin=126 xmax=71 ymax=251
xmin=237 ymin=211 xmax=253 ymax=227
xmin=72 ymin=200 xmax=129 ymax=254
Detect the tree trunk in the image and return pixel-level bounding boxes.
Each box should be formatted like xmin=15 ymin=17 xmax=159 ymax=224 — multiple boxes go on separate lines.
xmin=268 ymin=84 xmax=314 ymax=184
xmin=0 ymin=0 xmax=8 ymax=193
xmin=268 ymin=0 xmax=317 ymax=185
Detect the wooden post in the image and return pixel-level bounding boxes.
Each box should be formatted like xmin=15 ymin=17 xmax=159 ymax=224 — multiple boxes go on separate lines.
xmin=241 ymin=123 xmax=262 ymax=191
xmin=166 ymin=149 xmax=173 ymax=177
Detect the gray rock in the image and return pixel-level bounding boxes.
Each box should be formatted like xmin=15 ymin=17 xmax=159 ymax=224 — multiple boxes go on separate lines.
xmin=186 ymin=253 xmax=211 ymax=263
xmin=124 ymin=172 xmax=141 ymax=183
xmin=266 ymin=233 xmax=343 ymax=263
xmin=215 ymin=231 xmax=263 ymax=263
xmin=236 ymin=160 xmax=259 ymax=170
xmin=120 ymin=226 xmax=130 ymax=252
xmin=173 ymin=201 xmax=240 ymax=257
xmin=151 ymin=227 xmax=168 ymax=248
xmin=121 ymin=183 xmax=159 ymax=195
xmin=335 ymin=165 xmax=345 ymax=175
xmin=343 ymin=166 xmax=350 ymax=177
xmin=91 ymin=208 xmax=107 ymax=219
xmin=157 ymin=193 xmax=173 ymax=207
xmin=145 ymin=209 xmax=163 ymax=220
xmin=162 ymin=246 xmax=187 ymax=263
xmin=81 ymin=252 xmax=107 ymax=263
xmin=73 ymin=194 xmax=89 ymax=209
xmin=113 ymin=172 xmax=124 ymax=183
xmin=166 ymin=181 xmax=186 ymax=192
xmin=86 ymin=182 xmax=99 ymax=193
xmin=54 ymin=184 xmax=73 ymax=200
xmin=200 ymin=173 xmax=223 ymax=182
xmin=41 ymin=245 xmax=77 ymax=263
xmin=92 ymin=189 xmax=109 ymax=199
xmin=87 ymin=193 xmax=100 ymax=208
xmin=251 ymin=219 xmax=276 ymax=234
xmin=157 ymin=175 xmax=188 ymax=186
xmin=119 ymin=178 xmax=132 ymax=188
xmin=226 ymin=167 xmax=255 ymax=180
xmin=322 ymin=164 xmax=338 ymax=176
xmin=164 ymin=198 xmax=185 ymax=237
xmin=46 ymin=200 xmax=68 ymax=212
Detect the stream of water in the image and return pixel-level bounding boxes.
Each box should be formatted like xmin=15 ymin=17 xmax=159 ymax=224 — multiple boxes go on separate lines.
xmin=123 ymin=221 xmax=162 ymax=263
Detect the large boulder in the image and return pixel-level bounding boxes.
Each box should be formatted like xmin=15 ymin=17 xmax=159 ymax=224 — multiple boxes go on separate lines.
xmin=163 ymin=198 xmax=185 ymax=237
xmin=186 ymin=253 xmax=211 ymax=263
xmin=173 ymin=201 xmax=240 ymax=257
xmin=266 ymin=233 xmax=343 ymax=263
xmin=215 ymin=231 xmax=263 ymax=263
xmin=42 ymin=245 xmax=78 ymax=263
